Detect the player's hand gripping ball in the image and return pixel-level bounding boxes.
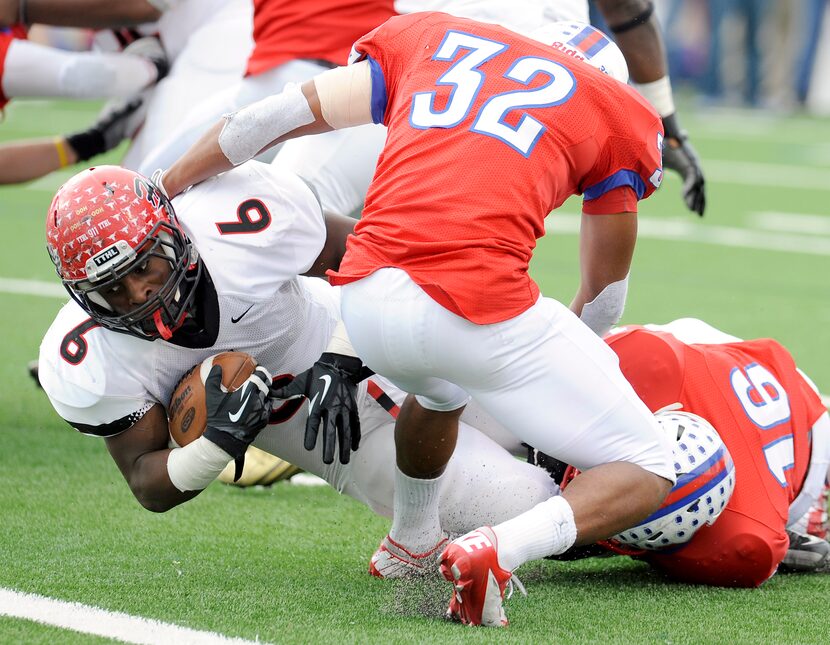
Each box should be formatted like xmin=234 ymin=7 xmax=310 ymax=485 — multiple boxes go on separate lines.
xmin=167 ymin=351 xmax=259 ymax=446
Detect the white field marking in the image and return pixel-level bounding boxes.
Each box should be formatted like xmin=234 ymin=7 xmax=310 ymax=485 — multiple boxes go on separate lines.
xmin=0 ymin=588 xmax=271 ymax=645
xmin=750 ymin=212 xmax=830 ymax=236
xmin=0 ymin=277 xmax=66 ymax=298
xmin=546 ymin=214 xmax=830 ymax=256
xmin=702 ymin=159 xmax=830 ymax=191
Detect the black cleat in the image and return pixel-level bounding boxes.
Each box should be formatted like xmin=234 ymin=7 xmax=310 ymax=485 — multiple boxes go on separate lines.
xmin=28 ymin=359 xmax=42 ymax=389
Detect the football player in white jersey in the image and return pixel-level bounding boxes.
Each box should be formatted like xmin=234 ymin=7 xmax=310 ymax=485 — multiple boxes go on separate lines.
xmin=39 ymin=164 xmax=558 ymax=561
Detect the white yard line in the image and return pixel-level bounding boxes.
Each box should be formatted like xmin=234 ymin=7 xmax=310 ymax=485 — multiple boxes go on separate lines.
xmin=0 ymin=588 xmax=270 ymax=645
xmin=546 ymin=214 xmax=830 ymax=256
xmin=750 ymin=212 xmax=830 ymax=235
xmin=0 ymin=277 xmax=66 ymax=298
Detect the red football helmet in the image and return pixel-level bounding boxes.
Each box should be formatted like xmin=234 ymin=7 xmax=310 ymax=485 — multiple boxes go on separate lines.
xmin=46 ymin=165 xmax=200 ymax=340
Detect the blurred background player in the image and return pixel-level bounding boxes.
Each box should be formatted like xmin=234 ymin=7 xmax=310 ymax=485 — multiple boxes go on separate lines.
xmin=0 ymin=96 xmax=141 ymax=185
xmin=0 ymin=24 xmax=165 ymax=107
xmin=0 ymin=0 xmax=254 ymax=170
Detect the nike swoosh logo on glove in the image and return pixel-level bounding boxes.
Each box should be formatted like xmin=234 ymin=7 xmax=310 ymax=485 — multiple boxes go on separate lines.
xmin=228 ymin=382 xmax=252 ymax=422
xmin=307 ymin=375 xmax=332 ymax=413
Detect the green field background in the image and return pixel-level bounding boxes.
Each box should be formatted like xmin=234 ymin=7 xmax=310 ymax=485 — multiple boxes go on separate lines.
xmin=0 ymin=99 xmax=828 ymax=643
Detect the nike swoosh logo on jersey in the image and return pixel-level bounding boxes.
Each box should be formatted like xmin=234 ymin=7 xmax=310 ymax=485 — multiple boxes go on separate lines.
xmin=231 ymin=304 xmax=254 ymax=324
xmin=228 ymin=382 xmax=252 ymax=423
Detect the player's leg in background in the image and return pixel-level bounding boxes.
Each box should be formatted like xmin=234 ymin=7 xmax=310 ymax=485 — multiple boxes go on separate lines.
xmin=137 ymin=59 xmax=329 ymax=176
xmin=122 ymin=1 xmax=252 ymax=170
xmin=272 ymin=123 xmax=388 ymax=219
xmin=2 ymin=39 xmax=160 ymax=100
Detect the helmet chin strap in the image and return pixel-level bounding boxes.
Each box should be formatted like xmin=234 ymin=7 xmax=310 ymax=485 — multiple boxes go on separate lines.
xmin=153 ymin=309 xmax=174 ymax=340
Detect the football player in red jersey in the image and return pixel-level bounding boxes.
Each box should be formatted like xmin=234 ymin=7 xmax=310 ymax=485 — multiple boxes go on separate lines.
xmin=602 ymin=319 xmax=830 ymax=586
xmin=163 ymin=14 xmax=676 ymax=626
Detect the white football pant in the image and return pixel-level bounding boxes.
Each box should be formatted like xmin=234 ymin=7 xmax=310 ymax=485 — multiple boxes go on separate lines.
xmin=341 ymin=268 xmax=676 ymax=481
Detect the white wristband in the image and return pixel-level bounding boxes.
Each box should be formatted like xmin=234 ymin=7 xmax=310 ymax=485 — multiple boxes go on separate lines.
xmin=580 ymin=275 xmax=629 ymax=337
xmin=633 ymin=76 xmax=675 ymax=118
xmin=218 ymin=83 xmax=315 ymax=166
xmin=167 ymin=435 xmax=233 ymax=492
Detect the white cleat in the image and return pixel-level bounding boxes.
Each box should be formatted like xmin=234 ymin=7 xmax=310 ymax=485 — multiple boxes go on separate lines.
xmin=369 ymin=533 xmax=448 ymax=579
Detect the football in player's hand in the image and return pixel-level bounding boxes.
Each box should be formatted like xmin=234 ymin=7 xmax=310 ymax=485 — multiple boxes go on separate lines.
xmin=167 ymin=351 xmax=258 ymax=446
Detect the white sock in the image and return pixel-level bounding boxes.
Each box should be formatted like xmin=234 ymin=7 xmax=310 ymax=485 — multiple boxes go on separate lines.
xmin=491 ymin=495 xmax=577 ymax=571
xmin=389 ymin=468 xmax=446 ymax=553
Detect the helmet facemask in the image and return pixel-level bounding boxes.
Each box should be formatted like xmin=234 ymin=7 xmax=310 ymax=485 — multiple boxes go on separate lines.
xmin=64 ymin=218 xmax=201 ymax=341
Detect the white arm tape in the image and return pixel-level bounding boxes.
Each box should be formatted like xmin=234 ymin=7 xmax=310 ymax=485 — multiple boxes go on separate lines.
xmin=633 ymin=76 xmax=675 ymax=118
xmin=218 ymin=82 xmax=315 ymax=166
xmin=314 ymin=60 xmax=374 ymax=130
xmin=580 ymin=275 xmax=629 ymax=337
xmin=325 ymin=319 xmax=359 ymax=358
xmin=167 ymin=435 xmax=233 ymax=492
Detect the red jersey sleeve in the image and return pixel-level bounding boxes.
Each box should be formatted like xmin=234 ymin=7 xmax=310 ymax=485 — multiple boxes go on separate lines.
xmin=0 ymin=25 xmax=27 ymax=109
xmin=351 ymin=13 xmax=429 ymax=126
xmin=580 ymin=88 xmax=664 ymax=215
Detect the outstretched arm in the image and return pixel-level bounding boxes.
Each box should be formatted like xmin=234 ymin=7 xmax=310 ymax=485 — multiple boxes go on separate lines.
xmin=0 ymin=96 xmax=142 ymax=186
xmin=594 ymin=0 xmax=706 ymax=216
xmin=163 ymin=60 xmax=375 ymax=197
xmin=2 ymin=0 xmax=162 ymax=28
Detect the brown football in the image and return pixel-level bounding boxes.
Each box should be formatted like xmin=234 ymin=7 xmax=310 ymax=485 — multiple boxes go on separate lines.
xmin=167 ymin=351 xmax=258 ymax=447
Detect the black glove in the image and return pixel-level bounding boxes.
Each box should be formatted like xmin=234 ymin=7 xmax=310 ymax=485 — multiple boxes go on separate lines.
xmin=662 ymin=112 xmax=706 ymax=217
xmin=202 ymin=364 xmax=272 ymax=481
xmin=271 ymin=353 xmax=373 ymax=465
xmin=66 ymin=96 xmax=144 ymax=162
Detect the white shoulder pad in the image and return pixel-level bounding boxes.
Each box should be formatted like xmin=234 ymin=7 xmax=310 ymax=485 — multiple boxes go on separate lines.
xmin=173 ymin=162 xmax=326 ymax=296
xmin=39 ymin=302 xmax=156 ymax=437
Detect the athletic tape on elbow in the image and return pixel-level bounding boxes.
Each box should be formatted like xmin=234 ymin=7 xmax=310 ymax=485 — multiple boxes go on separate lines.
xmin=167 ymin=435 xmax=233 ymax=492
xmin=315 ymin=61 xmax=373 ymax=129
xmin=218 ymin=83 xmax=314 ymax=166
xmin=580 ymin=276 xmax=629 ymax=337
